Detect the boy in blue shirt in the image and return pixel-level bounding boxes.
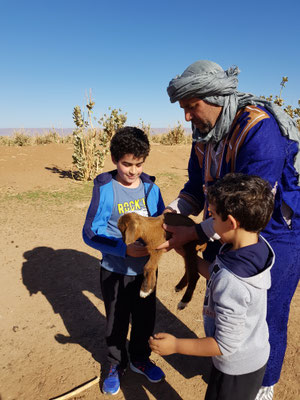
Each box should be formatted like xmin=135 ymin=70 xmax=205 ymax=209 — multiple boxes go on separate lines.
xmin=150 ymin=173 xmax=275 ymax=400
xmin=83 ymin=127 xmax=165 ymax=395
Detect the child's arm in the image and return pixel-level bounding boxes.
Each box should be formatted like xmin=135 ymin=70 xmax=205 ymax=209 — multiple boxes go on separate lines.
xmin=149 ymin=333 xmax=221 ymax=357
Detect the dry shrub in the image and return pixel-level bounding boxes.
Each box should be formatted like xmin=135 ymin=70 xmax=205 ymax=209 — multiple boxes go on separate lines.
xmin=151 ymin=124 xmax=192 ymax=146
xmin=261 ymin=76 xmax=300 ymax=133
xmin=34 ymin=130 xmax=60 ymax=145
xmin=12 ymin=131 xmax=32 ymax=146
xmin=72 ymin=100 xmax=127 ymax=181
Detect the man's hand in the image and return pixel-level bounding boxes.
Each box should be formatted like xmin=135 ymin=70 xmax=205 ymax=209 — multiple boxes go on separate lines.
xmin=126 ymin=241 xmax=149 ymax=257
xmin=156 ymin=224 xmax=198 ymax=251
xmin=149 ymin=333 xmax=177 ymax=356
xmin=163 ymin=207 xmax=176 ymax=214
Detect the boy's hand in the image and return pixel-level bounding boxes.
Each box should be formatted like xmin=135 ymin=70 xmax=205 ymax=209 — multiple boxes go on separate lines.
xmin=126 ymin=241 xmax=149 ymax=257
xmin=149 ymin=333 xmax=177 ymax=356
xmin=156 ymin=225 xmax=198 ymax=251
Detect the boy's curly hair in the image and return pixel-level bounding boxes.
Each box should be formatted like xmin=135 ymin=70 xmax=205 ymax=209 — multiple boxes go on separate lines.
xmin=110 ymin=126 xmax=150 ymax=161
xmin=207 ymin=173 xmax=275 ymax=232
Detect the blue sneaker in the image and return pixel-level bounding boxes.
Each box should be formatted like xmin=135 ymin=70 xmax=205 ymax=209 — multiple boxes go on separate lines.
xmin=102 ymin=365 xmax=125 ymax=395
xmin=130 ymin=359 xmax=165 ymax=383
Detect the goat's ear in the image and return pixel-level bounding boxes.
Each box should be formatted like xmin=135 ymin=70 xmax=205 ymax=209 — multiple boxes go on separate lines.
xmin=118 ymin=215 xmax=129 ymax=242
xmin=118 ymin=218 xmax=126 ymax=234
xmin=123 ymin=221 xmax=139 ymax=244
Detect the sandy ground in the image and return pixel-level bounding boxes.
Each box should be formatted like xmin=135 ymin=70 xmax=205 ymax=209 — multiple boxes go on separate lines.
xmin=0 ymin=143 xmax=299 ymax=400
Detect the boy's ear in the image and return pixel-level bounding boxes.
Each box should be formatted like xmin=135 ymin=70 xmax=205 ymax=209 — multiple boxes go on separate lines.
xmin=227 ymin=214 xmax=239 ymax=230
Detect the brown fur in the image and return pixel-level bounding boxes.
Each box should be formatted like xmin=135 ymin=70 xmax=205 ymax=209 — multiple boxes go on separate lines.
xmin=118 ymin=212 xmax=206 ymax=309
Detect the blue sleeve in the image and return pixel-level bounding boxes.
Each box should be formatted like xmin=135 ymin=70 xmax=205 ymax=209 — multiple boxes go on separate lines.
xmin=180 ymin=143 xmax=205 ymax=212
xmin=82 ymin=230 xmax=127 ymax=257
xmin=82 ymin=182 xmax=127 ymax=257
xmin=146 ymin=182 xmax=165 ymax=216
xmin=156 ymin=188 xmax=165 ymax=215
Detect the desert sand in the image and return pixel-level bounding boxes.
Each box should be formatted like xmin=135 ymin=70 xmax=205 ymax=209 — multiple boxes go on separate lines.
xmin=0 ymin=143 xmax=299 ymax=400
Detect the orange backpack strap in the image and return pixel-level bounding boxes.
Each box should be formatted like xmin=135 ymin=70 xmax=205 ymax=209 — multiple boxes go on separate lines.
xmin=226 ymin=106 xmax=270 ymax=171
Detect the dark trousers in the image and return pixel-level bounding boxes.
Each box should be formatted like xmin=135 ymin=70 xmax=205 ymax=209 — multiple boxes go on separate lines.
xmin=205 ymin=363 xmax=267 ymax=400
xmin=100 ymin=267 xmax=156 ymax=368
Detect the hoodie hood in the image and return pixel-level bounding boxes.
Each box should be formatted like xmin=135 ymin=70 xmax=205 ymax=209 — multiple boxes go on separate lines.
xmin=217 ymin=235 xmax=274 ymax=289
xmin=94 ymin=170 xmax=155 ymax=186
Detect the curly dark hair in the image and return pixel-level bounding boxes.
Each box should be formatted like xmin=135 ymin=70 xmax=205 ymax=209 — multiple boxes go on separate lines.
xmin=207 ymin=173 xmax=275 ymax=232
xmin=110 ymin=126 xmax=150 ymax=161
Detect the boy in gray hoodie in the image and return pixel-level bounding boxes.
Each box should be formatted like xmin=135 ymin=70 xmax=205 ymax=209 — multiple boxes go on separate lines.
xmin=150 ymin=173 xmax=275 ymax=400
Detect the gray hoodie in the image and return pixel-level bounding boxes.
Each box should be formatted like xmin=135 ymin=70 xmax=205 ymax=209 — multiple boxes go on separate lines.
xmin=203 ymin=235 xmax=275 ymax=375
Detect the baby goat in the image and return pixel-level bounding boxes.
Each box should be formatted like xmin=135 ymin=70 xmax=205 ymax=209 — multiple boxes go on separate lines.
xmin=118 ymin=212 xmax=206 ymax=309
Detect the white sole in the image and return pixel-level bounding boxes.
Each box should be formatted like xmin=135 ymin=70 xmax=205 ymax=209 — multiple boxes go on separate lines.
xmin=102 ymin=386 xmax=120 ymax=396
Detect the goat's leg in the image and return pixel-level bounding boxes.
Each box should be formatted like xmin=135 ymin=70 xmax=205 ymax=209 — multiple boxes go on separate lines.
xmin=174 ymin=246 xmax=190 ymax=292
xmin=178 ymin=271 xmax=199 ymax=310
xmin=177 ymin=245 xmax=199 ymax=310
xmin=140 ymin=251 xmax=162 ymax=298
xmin=175 ymin=273 xmax=188 ymax=292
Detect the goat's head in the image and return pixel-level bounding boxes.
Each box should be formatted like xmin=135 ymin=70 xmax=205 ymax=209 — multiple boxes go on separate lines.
xmin=118 ymin=212 xmax=142 ymax=244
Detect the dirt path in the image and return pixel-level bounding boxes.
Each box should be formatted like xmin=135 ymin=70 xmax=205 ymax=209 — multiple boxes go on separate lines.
xmin=0 ymin=143 xmax=299 ymax=400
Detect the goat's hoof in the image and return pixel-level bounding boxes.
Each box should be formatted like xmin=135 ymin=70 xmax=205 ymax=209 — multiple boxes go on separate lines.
xmin=177 ymin=301 xmax=188 ymax=310
xmin=175 ymin=286 xmax=182 ymax=292
xmin=140 ymin=289 xmax=152 ymax=298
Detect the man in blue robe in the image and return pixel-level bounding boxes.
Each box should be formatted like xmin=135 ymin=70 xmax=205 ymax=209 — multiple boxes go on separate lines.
xmin=160 ymin=60 xmax=300 ymax=400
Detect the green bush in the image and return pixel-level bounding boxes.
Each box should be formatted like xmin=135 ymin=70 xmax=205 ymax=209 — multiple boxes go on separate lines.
xmin=72 ymin=99 xmax=127 ymax=181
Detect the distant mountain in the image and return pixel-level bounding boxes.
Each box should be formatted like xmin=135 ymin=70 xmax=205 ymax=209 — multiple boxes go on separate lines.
xmin=0 ymin=128 xmax=74 ymax=136
xmin=0 ymin=127 xmax=192 ymax=136
xmin=150 ymin=127 xmax=192 ymax=135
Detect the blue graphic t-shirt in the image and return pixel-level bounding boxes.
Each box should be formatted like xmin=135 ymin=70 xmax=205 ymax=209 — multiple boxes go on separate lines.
xmin=102 ymin=178 xmax=150 ymax=275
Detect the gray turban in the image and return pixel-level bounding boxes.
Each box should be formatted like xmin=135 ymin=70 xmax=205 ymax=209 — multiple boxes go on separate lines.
xmin=167 ymin=60 xmax=300 ymax=184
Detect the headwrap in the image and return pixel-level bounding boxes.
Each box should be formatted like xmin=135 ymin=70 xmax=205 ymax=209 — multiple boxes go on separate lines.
xmin=167 ymin=60 xmax=300 ymax=184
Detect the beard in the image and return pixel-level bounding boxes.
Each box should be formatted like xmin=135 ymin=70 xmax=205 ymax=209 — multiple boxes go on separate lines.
xmin=193 ymin=120 xmax=213 ymax=136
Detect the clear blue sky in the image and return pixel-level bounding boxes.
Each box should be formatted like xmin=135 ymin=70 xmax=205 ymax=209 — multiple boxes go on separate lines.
xmin=1 ymin=0 xmax=299 ymax=129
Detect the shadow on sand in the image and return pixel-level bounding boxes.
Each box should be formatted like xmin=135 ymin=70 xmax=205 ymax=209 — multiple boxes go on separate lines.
xmin=45 ymin=166 xmax=79 ymax=180
xmin=22 ymin=247 xmax=211 ymax=399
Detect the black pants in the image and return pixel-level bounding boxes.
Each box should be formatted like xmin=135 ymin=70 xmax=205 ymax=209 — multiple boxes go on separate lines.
xmin=100 ymin=267 xmax=156 ymax=368
xmin=205 ymin=363 xmax=267 ymax=400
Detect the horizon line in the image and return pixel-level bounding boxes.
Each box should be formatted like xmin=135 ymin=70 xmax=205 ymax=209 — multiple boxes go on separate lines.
xmin=0 ymin=127 xmax=192 ymax=136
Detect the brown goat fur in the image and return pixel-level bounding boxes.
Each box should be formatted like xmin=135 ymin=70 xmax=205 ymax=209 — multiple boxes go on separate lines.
xmin=118 ymin=212 xmax=206 ymax=309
